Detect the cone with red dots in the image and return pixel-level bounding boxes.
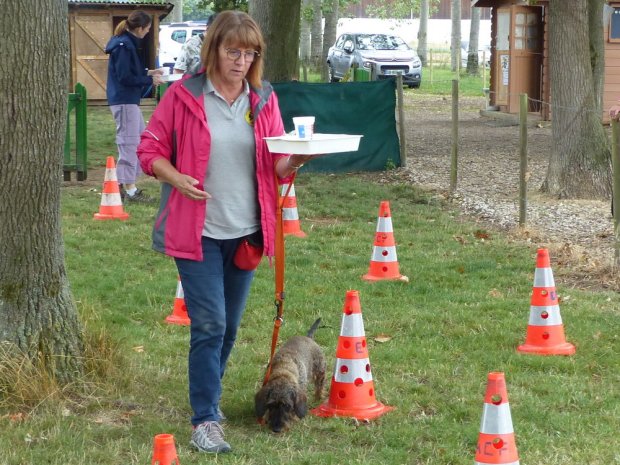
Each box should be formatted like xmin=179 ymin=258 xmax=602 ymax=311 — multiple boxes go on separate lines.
xmin=94 ymin=156 xmax=129 ymax=220
xmin=164 ymin=276 xmax=190 ymax=326
xmin=362 ymin=201 xmax=407 ymax=282
xmin=474 ymin=372 xmax=519 ymax=465
xmin=517 ymin=248 xmax=575 ymax=355
xmin=311 ymin=290 xmax=393 ymax=420
xmin=280 ymin=183 xmax=306 ymax=237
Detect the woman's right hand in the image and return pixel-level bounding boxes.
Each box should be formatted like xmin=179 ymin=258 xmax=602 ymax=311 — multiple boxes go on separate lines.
xmin=173 ymin=173 xmax=211 ymax=201
xmin=152 ymin=74 xmax=166 ymax=86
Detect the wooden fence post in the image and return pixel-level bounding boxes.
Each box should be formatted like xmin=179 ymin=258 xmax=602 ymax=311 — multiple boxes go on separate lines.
xmin=429 ymin=50 xmax=433 ymax=86
xmin=519 ymin=93 xmax=528 ymax=227
xmin=396 ymin=72 xmax=407 ymax=168
xmin=450 ymin=79 xmax=458 ymax=195
xmin=612 ymin=119 xmax=620 ymax=268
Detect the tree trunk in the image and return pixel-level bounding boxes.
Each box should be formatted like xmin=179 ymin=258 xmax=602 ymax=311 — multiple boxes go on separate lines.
xmin=249 ymin=0 xmax=301 ymax=81
xmin=321 ymin=0 xmax=338 ymax=82
xmin=417 ymin=0 xmax=429 ymax=66
xmin=543 ymin=0 xmax=611 ymax=199
xmin=310 ymin=0 xmax=323 ymax=70
xmin=300 ymin=0 xmax=312 ymax=65
xmin=466 ymin=6 xmax=481 ymax=75
xmin=0 ymin=1 xmax=84 ymax=383
xmin=589 ymin=0 xmax=605 ymax=113
xmin=170 ymin=0 xmax=184 ymax=22
xmin=450 ymin=0 xmax=461 ymax=72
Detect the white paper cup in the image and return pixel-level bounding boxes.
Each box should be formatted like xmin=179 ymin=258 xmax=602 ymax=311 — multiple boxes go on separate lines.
xmin=160 ymin=67 xmax=170 ymax=76
xmin=293 ymin=116 xmax=315 ymax=140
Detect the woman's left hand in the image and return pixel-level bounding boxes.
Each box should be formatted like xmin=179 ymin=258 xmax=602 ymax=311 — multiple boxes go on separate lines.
xmin=289 ymin=155 xmax=314 ymax=167
xmin=276 ymin=154 xmax=316 ymax=178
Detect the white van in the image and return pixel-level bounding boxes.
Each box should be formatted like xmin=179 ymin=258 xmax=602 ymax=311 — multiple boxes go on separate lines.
xmin=159 ymin=22 xmax=206 ymax=69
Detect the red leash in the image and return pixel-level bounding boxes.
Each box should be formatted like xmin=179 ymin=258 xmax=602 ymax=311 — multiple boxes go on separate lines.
xmin=262 ymin=172 xmax=296 ymax=386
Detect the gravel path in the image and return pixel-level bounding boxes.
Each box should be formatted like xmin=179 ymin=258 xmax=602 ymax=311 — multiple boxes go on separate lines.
xmin=399 ymin=93 xmax=618 ymax=291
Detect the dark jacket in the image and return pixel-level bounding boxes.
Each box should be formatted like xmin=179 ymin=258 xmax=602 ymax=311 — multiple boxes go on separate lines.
xmin=105 ymin=32 xmax=152 ymax=105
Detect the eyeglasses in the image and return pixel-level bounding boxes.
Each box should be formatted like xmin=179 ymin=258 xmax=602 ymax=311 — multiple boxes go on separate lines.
xmin=225 ymin=48 xmax=260 ymax=62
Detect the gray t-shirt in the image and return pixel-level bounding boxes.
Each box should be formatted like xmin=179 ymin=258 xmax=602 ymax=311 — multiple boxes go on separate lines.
xmin=201 ymin=79 xmax=260 ymax=239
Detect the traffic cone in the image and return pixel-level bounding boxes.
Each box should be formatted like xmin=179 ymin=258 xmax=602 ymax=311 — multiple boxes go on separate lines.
xmin=474 ymin=372 xmax=519 ymax=465
xmin=165 ymin=277 xmax=190 ymax=326
xmin=311 ymin=290 xmax=394 ymax=420
xmin=517 ymin=248 xmax=575 ymax=355
xmin=151 ymin=433 xmax=180 ymax=465
xmin=280 ymin=183 xmax=306 ymax=237
xmin=362 ymin=201 xmax=407 ymax=282
xmin=93 ymin=156 xmax=129 ymax=220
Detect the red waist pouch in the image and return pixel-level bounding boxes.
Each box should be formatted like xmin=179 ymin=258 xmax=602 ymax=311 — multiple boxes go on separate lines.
xmin=233 ymin=231 xmax=263 ymax=271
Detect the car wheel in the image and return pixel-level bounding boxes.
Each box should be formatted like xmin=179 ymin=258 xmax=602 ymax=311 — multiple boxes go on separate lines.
xmin=328 ymin=65 xmax=339 ymax=83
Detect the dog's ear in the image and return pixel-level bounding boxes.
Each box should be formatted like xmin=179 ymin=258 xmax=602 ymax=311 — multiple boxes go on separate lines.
xmin=255 ymin=386 xmax=269 ymax=418
xmin=293 ymin=388 xmax=308 ymax=419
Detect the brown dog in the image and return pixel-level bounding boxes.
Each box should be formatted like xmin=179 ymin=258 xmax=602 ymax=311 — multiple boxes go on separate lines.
xmin=255 ymin=318 xmax=326 ymax=433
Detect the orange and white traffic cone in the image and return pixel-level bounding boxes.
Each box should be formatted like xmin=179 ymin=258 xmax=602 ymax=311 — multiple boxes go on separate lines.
xmin=517 ymin=248 xmax=575 ymax=355
xmin=93 ymin=156 xmax=129 ymax=221
xmin=311 ymin=290 xmax=394 ymax=420
xmin=151 ymin=433 xmax=180 ymax=465
xmin=362 ymin=201 xmax=407 ymax=282
xmin=164 ymin=277 xmax=190 ymax=326
xmin=281 ymin=183 xmax=306 ymax=238
xmin=474 ymin=372 xmax=519 ymax=465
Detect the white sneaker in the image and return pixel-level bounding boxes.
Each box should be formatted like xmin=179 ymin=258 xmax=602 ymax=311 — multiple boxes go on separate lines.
xmin=190 ymin=421 xmax=231 ymax=453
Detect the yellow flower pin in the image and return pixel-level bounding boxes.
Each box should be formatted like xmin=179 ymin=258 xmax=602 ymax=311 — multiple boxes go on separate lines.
xmin=245 ymin=109 xmax=254 ymax=126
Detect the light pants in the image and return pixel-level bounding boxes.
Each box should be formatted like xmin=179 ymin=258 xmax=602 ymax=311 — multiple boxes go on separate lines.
xmin=110 ymin=104 xmax=145 ymax=184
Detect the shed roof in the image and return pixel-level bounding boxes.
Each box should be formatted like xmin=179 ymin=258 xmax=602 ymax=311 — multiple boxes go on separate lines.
xmin=68 ymin=0 xmax=171 ymax=5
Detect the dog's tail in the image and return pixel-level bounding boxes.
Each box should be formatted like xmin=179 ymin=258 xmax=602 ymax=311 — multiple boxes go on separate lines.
xmin=307 ymin=318 xmax=321 ymax=339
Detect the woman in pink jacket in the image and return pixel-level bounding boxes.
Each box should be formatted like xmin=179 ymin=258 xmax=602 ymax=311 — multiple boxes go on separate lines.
xmin=137 ymin=11 xmax=311 ymax=454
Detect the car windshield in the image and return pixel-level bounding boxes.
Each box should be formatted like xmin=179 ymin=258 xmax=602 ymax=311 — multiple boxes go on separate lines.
xmin=355 ymin=34 xmax=409 ymax=51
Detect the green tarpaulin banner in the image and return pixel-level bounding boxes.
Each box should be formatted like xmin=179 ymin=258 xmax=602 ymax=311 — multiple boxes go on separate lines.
xmin=272 ymin=80 xmax=400 ymax=172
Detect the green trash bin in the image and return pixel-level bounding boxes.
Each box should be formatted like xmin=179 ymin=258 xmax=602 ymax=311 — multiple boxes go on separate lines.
xmin=353 ymin=68 xmax=371 ymax=82
xmin=156 ymin=82 xmax=170 ymax=103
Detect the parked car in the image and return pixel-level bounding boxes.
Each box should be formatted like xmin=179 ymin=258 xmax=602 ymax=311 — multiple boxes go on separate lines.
xmin=158 ymin=21 xmax=206 ymax=69
xmin=460 ymin=40 xmax=491 ymax=68
xmin=326 ymin=33 xmax=422 ymax=88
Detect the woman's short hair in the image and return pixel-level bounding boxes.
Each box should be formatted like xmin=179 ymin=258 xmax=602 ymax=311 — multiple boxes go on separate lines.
xmin=201 ymin=11 xmax=265 ymax=88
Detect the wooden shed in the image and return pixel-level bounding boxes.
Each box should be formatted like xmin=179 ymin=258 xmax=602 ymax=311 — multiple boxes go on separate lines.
xmin=68 ymin=0 xmax=173 ymax=101
xmin=473 ymin=0 xmax=620 ymax=122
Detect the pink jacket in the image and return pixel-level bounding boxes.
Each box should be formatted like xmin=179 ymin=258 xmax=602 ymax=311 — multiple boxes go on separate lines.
xmin=137 ymin=73 xmax=287 ymax=261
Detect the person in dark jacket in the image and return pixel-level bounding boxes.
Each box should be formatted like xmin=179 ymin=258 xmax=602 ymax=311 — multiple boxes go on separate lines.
xmin=105 ymin=10 xmax=164 ymax=202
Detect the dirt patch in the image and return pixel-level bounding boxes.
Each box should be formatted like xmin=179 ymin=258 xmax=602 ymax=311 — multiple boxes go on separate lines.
xmin=396 ymin=93 xmax=619 ymax=292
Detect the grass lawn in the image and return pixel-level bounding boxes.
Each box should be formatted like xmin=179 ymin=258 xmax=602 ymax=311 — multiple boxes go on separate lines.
xmin=2 ymin=91 xmax=619 ymax=465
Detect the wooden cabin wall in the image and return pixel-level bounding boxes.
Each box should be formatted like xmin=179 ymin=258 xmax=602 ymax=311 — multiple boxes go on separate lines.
xmin=68 ymin=6 xmax=164 ymax=101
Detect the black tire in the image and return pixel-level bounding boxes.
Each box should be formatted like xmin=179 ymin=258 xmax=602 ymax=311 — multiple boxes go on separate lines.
xmin=328 ymin=65 xmax=339 ymax=83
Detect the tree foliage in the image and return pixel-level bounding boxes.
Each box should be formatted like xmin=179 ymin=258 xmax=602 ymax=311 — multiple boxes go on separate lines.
xmin=198 ymin=0 xmax=248 ymax=12
xmin=183 ymin=0 xmax=214 ymax=20
xmin=365 ymin=0 xmax=439 ymax=19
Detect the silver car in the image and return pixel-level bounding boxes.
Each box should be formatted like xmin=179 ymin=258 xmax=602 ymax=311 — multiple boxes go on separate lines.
xmin=327 ymin=32 xmax=422 ymax=88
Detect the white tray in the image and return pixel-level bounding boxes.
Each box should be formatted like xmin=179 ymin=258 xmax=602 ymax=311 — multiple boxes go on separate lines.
xmin=264 ymin=133 xmax=363 ymax=155
xmin=161 ymin=74 xmax=183 ymax=82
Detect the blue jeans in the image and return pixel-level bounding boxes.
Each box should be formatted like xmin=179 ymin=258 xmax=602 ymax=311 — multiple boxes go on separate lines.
xmin=175 ymin=236 xmax=255 ymax=425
